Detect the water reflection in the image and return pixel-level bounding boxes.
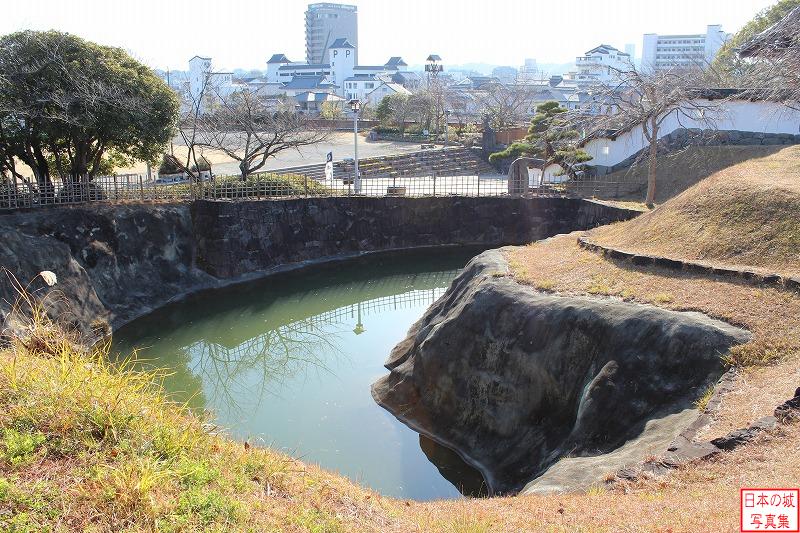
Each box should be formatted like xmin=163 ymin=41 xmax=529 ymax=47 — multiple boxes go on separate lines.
xmin=113 ymin=250 xmax=486 ymax=500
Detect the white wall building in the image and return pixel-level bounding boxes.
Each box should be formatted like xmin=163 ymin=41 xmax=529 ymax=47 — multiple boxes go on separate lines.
xmin=642 ymin=25 xmax=730 ymax=70
xmin=566 ymin=45 xmax=633 ymax=86
xmin=188 ymin=56 xmax=235 ymax=101
xmin=582 ymin=100 xmax=800 ymax=170
xmin=363 ymin=81 xmax=412 ymax=108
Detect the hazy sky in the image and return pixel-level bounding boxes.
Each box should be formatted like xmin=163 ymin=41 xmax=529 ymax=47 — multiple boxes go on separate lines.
xmin=1 ymin=0 xmax=777 ymax=71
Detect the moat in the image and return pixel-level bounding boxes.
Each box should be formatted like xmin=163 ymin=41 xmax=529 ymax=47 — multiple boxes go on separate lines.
xmin=113 ymin=249 xmax=487 ymax=500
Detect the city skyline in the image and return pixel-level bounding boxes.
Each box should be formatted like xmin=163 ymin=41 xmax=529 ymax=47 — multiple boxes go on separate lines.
xmin=1 ymin=0 xmax=778 ymax=71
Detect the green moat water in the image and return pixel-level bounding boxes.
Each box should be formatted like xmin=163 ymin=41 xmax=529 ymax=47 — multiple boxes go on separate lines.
xmin=113 ymin=249 xmax=487 ymax=500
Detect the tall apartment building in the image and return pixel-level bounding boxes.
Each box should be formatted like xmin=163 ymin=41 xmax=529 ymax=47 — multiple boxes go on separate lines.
xmin=305 ymin=3 xmax=358 ymax=65
xmin=642 ymin=25 xmax=729 ymax=70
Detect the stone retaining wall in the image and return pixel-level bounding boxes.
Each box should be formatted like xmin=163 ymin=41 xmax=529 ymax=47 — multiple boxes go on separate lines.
xmin=578 ymin=236 xmax=800 ymax=292
xmin=0 ymin=197 xmax=640 ymax=334
xmin=191 ymin=197 xmax=640 ymax=278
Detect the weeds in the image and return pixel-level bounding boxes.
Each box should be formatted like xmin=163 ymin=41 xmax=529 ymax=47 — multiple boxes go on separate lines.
xmin=1 ymin=429 xmax=46 ymax=467
xmin=694 ymin=385 xmax=716 ymax=411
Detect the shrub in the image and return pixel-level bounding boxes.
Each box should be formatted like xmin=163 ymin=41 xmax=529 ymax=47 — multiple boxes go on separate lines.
xmin=372 ymin=126 xmax=400 ymax=135
xmin=190 ymin=156 xmax=212 ymax=173
xmin=158 ymin=154 xmax=183 ymax=175
xmin=203 ymin=173 xmax=331 ymax=199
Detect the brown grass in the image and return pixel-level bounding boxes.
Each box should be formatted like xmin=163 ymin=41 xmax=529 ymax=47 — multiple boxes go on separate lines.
xmin=590 ymin=145 xmax=800 ymax=277
xmin=507 ymin=234 xmax=800 ymax=439
xmin=599 ymin=144 xmax=786 ymax=203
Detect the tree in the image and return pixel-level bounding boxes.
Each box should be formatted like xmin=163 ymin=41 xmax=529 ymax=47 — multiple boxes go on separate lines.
xmin=477 ymin=80 xmax=538 ymax=131
xmin=375 ymin=94 xmax=412 ymax=131
xmin=589 ymin=67 xmax=720 ymax=206
xmin=736 ymin=5 xmax=800 ymax=110
xmin=489 ymin=101 xmax=591 ymax=176
xmin=0 ymin=30 xmax=178 ymax=198
xmin=196 ymin=89 xmax=331 ymax=180
xmin=713 ymin=0 xmax=800 ymax=76
xmin=320 ymin=101 xmax=343 ymax=120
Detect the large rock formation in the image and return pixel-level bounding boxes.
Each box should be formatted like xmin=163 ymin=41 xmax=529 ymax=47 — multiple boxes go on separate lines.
xmin=371 ymin=250 xmax=751 ymax=494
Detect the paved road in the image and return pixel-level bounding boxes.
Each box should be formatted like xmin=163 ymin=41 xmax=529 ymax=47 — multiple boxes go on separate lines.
xmin=118 ymin=132 xmax=427 ymax=177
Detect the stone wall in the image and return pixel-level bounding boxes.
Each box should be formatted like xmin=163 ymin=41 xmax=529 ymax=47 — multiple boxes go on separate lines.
xmin=190 ymin=197 xmax=640 ymax=278
xmin=0 ymin=197 xmax=639 ymax=333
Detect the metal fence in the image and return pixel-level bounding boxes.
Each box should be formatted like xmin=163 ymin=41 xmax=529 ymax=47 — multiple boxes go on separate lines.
xmin=0 ymin=168 xmax=639 ymax=212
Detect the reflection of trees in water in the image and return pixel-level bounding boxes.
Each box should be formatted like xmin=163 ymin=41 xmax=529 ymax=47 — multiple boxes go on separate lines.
xmin=183 ymin=287 xmax=449 ymax=414
xmin=187 ymin=315 xmax=344 ymax=412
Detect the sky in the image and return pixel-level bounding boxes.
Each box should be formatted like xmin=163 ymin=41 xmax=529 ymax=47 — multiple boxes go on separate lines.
xmin=0 ymin=0 xmax=778 ymax=72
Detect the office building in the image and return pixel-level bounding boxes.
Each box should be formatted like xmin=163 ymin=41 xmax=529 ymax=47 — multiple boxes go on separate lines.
xmin=305 ymin=3 xmax=358 ymax=64
xmin=642 ymin=25 xmax=730 ymax=70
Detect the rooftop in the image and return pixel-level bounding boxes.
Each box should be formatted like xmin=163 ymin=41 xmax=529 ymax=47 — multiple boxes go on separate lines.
xmin=329 ymin=38 xmax=355 ymax=49
xmin=282 ymin=75 xmax=337 ymax=90
xmin=385 ymin=56 xmax=408 ymax=68
xmin=267 ymin=53 xmax=291 ymax=64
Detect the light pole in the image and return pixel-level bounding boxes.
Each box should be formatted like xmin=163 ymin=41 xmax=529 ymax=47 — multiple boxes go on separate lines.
xmin=425 ymin=55 xmax=443 ymax=144
xmin=444 ymin=109 xmax=452 ymax=146
xmin=349 ymin=99 xmax=361 ymax=194
xmin=353 ymin=302 xmax=365 ymax=335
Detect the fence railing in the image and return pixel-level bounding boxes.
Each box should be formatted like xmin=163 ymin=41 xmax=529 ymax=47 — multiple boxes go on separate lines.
xmin=0 ymin=168 xmax=636 ymax=212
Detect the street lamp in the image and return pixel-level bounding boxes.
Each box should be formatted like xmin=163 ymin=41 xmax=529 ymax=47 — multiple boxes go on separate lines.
xmin=353 ymin=302 xmax=365 ymax=335
xmin=425 ymin=55 xmax=443 ymax=143
xmin=444 ymin=109 xmax=452 ymax=145
xmin=349 ymin=99 xmax=361 ymax=194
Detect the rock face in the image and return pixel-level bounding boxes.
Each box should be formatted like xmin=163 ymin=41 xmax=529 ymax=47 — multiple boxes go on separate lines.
xmin=371 ymin=250 xmax=751 ymax=494
xmin=0 ymin=204 xmax=214 ymax=334
xmin=0 ymin=198 xmax=638 ymax=334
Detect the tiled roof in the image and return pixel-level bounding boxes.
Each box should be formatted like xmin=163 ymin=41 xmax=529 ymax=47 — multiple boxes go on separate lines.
xmin=329 ymin=38 xmax=355 ymax=49
xmin=267 ymin=53 xmax=290 ymax=64
xmin=278 ymin=63 xmax=330 ymax=70
xmin=282 ymin=75 xmax=336 ymax=90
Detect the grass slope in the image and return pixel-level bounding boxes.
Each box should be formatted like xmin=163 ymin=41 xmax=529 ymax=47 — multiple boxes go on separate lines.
xmin=600 ymin=145 xmax=785 ymax=203
xmin=0 ymin=315 xmax=405 ymax=532
xmin=591 ymin=145 xmax=800 ymax=277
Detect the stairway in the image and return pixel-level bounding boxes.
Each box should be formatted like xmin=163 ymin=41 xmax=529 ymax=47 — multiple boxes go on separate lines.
xmin=270 ymin=147 xmax=497 ymax=182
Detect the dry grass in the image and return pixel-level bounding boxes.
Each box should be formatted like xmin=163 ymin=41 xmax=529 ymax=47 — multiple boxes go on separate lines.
xmin=507 ymin=234 xmax=800 ymax=439
xmin=590 ymin=145 xmax=800 ymax=277
xmin=599 ymin=144 xmax=786 ymax=203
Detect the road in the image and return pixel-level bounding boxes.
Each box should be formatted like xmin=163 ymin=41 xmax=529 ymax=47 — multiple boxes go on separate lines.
xmin=120 ymin=132 xmax=426 ymax=176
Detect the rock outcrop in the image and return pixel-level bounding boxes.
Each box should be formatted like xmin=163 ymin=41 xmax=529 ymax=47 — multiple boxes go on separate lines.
xmin=371 ymin=250 xmax=752 ymax=494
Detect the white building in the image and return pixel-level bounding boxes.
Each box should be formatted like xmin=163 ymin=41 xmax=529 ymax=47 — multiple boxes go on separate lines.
xmin=188 ymin=56 xmax=235 ymax=101
xmin=266 ymin=39 xmax=410 ymax=103
xmin=565 ymin=45 xmax=633 ymax=86
xmin=642 ymin=25 xmax=730 ymax=70
xmin=363 ymin=81 xmax=412 ymax=108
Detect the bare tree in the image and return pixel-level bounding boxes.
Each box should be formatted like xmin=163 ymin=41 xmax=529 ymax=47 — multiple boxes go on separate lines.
xmin=173 ymin=72 xmax=213 ymax=183
xmin=589 ymin=67 xmax=721 ymax=206
xmin=476 ymin=79 xmax=538 ymax=131
xmin=196 ymin=89 xmax=331 ymax=180
xmin=737 ymin=5 xmax=800 ymax=110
